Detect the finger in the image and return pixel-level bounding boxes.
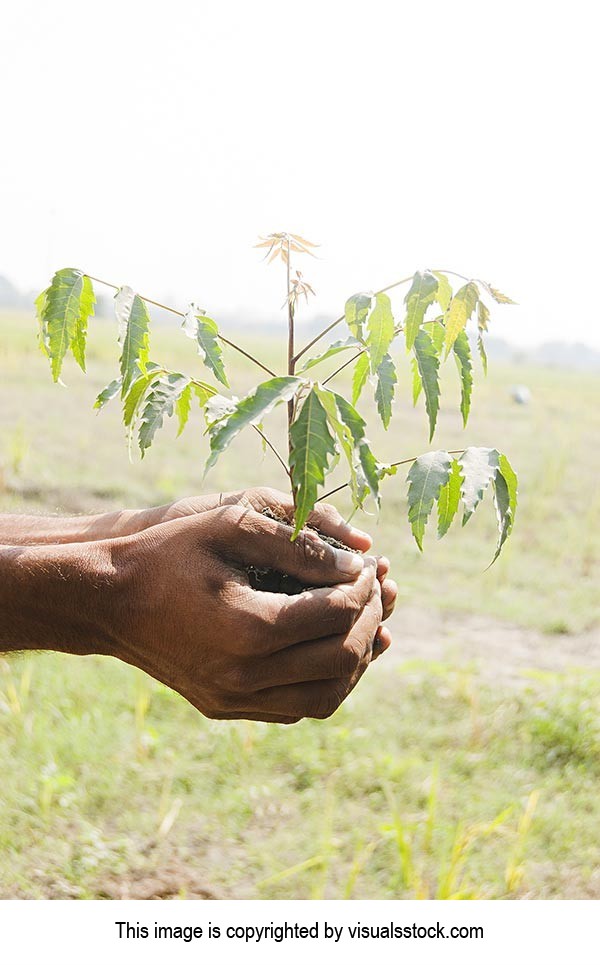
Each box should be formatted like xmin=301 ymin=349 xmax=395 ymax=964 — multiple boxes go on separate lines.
xmin=246 ymin=587 xmax=383 ymax=688
xmin=221 ymin=487 xmax=374 ymax=553
xmin=239 ymin=586 xmax=382 ymax=715
xmin=247 ymin=556 xmax=379 ymax=652
xmin=206 ymin=711 xmax=303 ymax=724
xmin=381 ymin=578 xmax=398 ymax=621
xmin=376 ymin=556 xmax=390 ymax=580
xmin=371 ymin=625 xmax=393 ymax=661
xmin=210 ymin=504 xmax=367 ymax=585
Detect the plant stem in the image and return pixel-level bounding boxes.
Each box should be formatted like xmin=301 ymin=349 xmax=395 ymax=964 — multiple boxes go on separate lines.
xmin=285 ymin=238 xmax=297 ymax=509
xmin=317 ymin=450 xmax=466 ymax=502
xmin=253 ymin=425 xmax=292 ymax=481
xmin=84 ymin=273 xmax=277 ymax=379
xmin=321 ymin=326 xmax=404 ymax=386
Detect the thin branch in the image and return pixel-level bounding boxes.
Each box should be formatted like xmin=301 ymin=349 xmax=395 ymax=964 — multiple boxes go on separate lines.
xmin=84 ymin=273 xmax=277 ymax=379
xmin=317 ymin=450 xmax=466 ymax=502
xmin=292 ymin=274 xmax=413 ymax=365
xmin=321 ymin=325 xmax=404 ymax=386
xmin=252 ymin=425 xmax=291 ymax=480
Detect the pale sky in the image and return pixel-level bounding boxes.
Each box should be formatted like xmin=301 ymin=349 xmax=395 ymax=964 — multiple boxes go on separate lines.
xmin=2 ymin=0 xmax=599 ymax=347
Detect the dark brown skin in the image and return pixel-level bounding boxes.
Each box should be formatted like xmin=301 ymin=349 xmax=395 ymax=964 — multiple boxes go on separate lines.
xmin=0 ymin=488 xmax=397 ymax=723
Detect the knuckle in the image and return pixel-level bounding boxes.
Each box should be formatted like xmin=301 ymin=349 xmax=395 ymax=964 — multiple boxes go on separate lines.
xmin=294 ymin=530 xmax=331 ymax=567
xmin=335 ymin=641 xmax=362 ymax=677
xmin=329 ymin=587 xmax=362 ymax=632
xmin=310 ymin=686 xmax=345 ymax=720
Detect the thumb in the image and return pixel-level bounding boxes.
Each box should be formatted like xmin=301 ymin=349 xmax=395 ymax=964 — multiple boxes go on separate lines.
xmin=209 ymin=504 xmax=367 ymax=586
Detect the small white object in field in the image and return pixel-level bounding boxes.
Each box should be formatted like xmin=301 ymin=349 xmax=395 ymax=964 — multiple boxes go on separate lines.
xmin=510 ymin=385 xmax=531 ymax=405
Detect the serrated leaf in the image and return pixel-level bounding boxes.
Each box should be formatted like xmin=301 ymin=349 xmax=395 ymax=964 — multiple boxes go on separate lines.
xmin=345 ymin=292 xmax=372 ymax=341
xmin=482 ymin=282 xmax=516 ymax=305
xmin=316 ymin=388 xmax=380 ymax=509
xmin=94 ymin=378 xmax=122 ymax=410
xmin=367 ymin=292 xmax=395 ymax=372
xmin=424 ymin=318 xmax=445 ymax=355
xmin=413 ymin=329 xmax=440 ymax=441
xmin=175 ymin=383 xmax=192 ymax=436
xmin=122 ymin=364 xmax=162 ymax=428
xmin=39 ymin=269 xmax=96 ymax=381
xmin=35 ymin=288 xmax=50 ymax=357
xmin=289 ymin=387 xmax=336 ymax=537
xmin=352 ymin=352 xmax=370 ymax=404
xmin=443 ymin=281 xmax=479 ymax=355
xmin=489 ymin=452 xmax=519 ymax=563
xmin=404 ymin=271 xmax=439 ymax=350
xmin=182 ymin=309 xmax=229 ymax=387
xmin=432 ymin=271 xmax=453 ymax=312
xmin=453 ymin=330 xmax=473 ymax=427
xmin=407 ymin=451 xmax=452 ymax=550
xmin=206 ymin=376 xmax=302 ymax=473
xmin=115 ymin=287 xmax=151 ymax=394
xmin=411 ymin=356 xmax=422 ymax=406
xmin=138 ymin=373 xmax=190 ymax=454
xmin=477 ymin=334 xmax=488 ymax=375
xmin=299 ymin=336 xmax=361 ymax=373
xmin=437 ymin=458 xmax=462 ymax=538
xmin=477 ymin=299 xmax=490 ymax=333
xmin=204 ymin=393 xmax=238 ymax=426
xmin=459 ymin=447 xmax=500 ymax=523
xmin=374 ymin=354 xmax=397 ymax=429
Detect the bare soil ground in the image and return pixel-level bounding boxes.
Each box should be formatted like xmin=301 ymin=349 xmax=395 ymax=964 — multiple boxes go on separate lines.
xmin=383 ymin=607 xmax=600 ymax=686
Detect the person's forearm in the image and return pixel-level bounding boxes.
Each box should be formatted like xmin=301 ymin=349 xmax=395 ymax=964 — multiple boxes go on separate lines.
xmin=0 ymin=510 xmax=153 ymax=545
xmin=0 ymin=541 xmax=123 ymax=655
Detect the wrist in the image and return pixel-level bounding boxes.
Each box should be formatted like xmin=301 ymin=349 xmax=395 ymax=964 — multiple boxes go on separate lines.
xmin=0 ymin=539 xmax=128 ymax=657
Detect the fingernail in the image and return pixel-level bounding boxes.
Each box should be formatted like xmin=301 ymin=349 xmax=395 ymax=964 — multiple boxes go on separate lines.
xmin=350 ymin=526 xmax=371 ymax=541
xmin=334 ymin=548 xmax=364 ymax=576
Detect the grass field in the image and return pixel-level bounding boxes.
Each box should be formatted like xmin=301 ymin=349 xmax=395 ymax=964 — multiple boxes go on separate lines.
xmin=1 ymin=308 xmax=599 ymax=898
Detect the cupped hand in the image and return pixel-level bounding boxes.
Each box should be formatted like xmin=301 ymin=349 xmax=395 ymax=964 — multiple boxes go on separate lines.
xmin=110 ymin=503 xmax=384 ymax=723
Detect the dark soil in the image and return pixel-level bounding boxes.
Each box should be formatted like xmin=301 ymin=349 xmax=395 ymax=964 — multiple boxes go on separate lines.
xmin=247 ymin=506 xmax=356 ymax=595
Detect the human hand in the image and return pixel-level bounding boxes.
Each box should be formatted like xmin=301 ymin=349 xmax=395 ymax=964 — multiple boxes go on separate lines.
xmin=141 ymin=486 xmax=397 ymax=651
xmin=109 ymin=503 xmax=385 ymax=722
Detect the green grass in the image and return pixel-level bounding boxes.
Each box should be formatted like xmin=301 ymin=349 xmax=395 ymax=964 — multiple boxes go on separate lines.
xmin=1 ymin=307 xmax=599 ymax=898
xmin=2 ymin=652 xmax=600 ymax=899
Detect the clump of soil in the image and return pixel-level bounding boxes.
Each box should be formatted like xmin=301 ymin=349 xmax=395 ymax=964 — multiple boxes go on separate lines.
xmin=247 ymin=506 xmax=357 ymax=595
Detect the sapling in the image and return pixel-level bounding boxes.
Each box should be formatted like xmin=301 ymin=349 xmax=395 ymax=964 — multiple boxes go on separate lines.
xmin=35 ymin=232 xmax=518 ymax=578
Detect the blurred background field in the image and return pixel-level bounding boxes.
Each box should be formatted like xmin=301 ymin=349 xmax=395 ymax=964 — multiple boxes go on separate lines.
xmin=1 ymin=308 xmax=600 ymax=898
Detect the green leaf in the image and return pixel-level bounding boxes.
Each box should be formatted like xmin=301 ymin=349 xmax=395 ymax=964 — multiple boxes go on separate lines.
xmin=352 ymin=352 xmax=370 ymax=404
xmin=138 ymin=373 xmax=191 ymax=454
xmin=35 ymin=288 xmax=50 ymax=357
xmin=407 ymin=450 xmax=452 ymax=550
xmin=115 ymin=287 xmax=151 ymax=394
xmin=374 ymin=354 xmax=397 ymax=429
xmin=432 ymin=271 xmax=453 ymax=312
xmin=175 ymin=383 xmax=192 ymax=436
xmin=94 ymin=378 xmax=122 ymax=410
xmin=477 ymin=334 xmax=488 ymax=375
xmin=122 ymin=364 xmax=162 ymax=428
xmin=299 ymin=336 xmax=361 ymax=373
xmin=477 ymin=300 xmax=490 ymax=333
xmin=424 ymin=318 xmax=445 ymax=355
xmin=206 ymin=376 xmax=302 ymax=473
xmin=289 ymin=387 xmax=336 ymax=537
xmin=411 ymin=357 xmax=422 ymax=406
xmin=316 ymin=388 xmax=380 ymax=509
xmin=413 ymin=328 xmax=440 ymax=441
xmin=481 ymin=282 xmax=516 ymax=305
xmin=367 ymin=292 xmax=395 ymax=372
xmin=182 ymin=309 xmax=229 ymax=387
xmin=443 ymin=281 xmax=479 ymax=355
xmin=437 ymin=458 xmax=462 ymax=538
xmin=345 ymin=292 xmax=372 ymax=341
xmin=488 ymin=452 xmax=518 ymax=564
xmin=39 ymin=269 xmax=96 ymax=381
xmin=452 ymin=330 xmax=473 ymax=427
xmin=404 ymin=271 xmax=439 ymax=350
xmin=459 ymin=447 xmax=500 ymax=523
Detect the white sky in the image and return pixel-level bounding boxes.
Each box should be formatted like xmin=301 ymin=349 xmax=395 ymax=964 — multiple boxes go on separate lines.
xmin=1 ymin=0 xmax=599 ymax=347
